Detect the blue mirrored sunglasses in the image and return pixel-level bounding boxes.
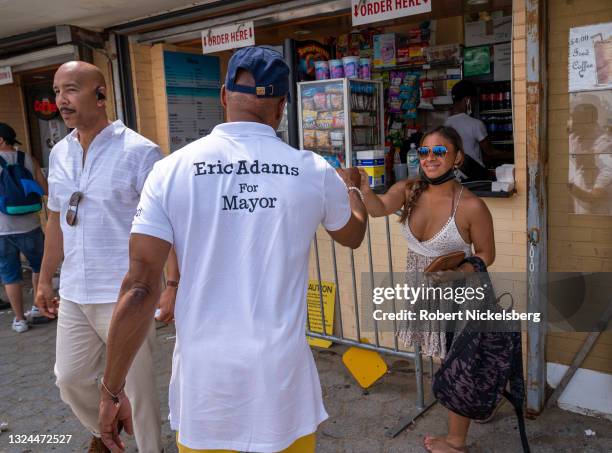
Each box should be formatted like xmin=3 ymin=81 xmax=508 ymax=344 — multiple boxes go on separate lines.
xmin=417 ymin=145 xmax=448 ymax=158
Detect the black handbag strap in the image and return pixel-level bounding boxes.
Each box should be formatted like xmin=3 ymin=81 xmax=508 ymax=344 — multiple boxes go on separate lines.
xmin=503 ymin=389 xmax=531 ymax=453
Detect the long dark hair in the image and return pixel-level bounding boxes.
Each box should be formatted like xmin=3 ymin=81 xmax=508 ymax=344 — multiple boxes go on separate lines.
xmin=398 ymin=126 xmax=464 ymax=224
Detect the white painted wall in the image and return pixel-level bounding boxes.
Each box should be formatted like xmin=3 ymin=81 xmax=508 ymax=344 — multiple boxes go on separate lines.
xmin=547 ymin=362 xmax=612 ymax=421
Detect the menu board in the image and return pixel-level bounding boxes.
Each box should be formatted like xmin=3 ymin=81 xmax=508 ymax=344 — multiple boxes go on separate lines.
xmin=569 ymin=22 xmax=612 ymax=93
xmin=164 ymin=51 xmax=224 ymax=152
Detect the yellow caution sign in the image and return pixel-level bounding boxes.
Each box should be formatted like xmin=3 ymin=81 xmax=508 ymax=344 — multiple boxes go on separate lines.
xmin=342 ymin=338 xmax=388 ymax=389
xmin=306 ymin=280 xmax=336 ymax=348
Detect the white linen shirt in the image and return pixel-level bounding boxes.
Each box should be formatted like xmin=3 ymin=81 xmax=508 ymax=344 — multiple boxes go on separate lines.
xmin=47 ymin=120 xmax=162 ymax=304
xmin=132 ymin=121 xmax=351 ymax=452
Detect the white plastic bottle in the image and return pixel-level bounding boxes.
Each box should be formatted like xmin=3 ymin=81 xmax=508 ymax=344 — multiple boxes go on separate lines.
xmin=407 ymin=143 xmax=420 ymax=178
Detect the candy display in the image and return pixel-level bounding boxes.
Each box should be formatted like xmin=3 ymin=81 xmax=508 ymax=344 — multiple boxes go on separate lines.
xmin=302 ymin=97 xmax=315 ymax=111
xmin=299 ymin=79 xmax=383 ymax=168
xmin=373 ymin=33 xmax=397 ymax=68
xmin=313 ymin=92 xmax=329 ymax=110
xmin=330 ymin=94 xmax=343 ymax=110
xmin=315 ymin=130 xmax=331 ymax=147
xmin=332 ymin=111 xmax=345 ymax=128
xmin=303 ymin=129 xmax=316 ymax=148
xmin=302 ymin=110 xmax=317 ymax=128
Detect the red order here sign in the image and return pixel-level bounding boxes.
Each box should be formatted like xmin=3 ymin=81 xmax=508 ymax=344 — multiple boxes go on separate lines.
xmin=201 ymin=21 xmax=255 ymax=54
xmin=351 ymin=0 xmax=432 ymax=26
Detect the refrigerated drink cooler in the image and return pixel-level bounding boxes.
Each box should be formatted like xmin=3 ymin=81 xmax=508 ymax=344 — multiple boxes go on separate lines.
xmin=297 ymin=78 xmax=385 ymax=168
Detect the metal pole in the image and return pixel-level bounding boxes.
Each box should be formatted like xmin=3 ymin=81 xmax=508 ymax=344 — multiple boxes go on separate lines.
xmin=307 ymin=332 xmax=416 ymax=360
xmin=365 ymin=221 xmax=380 ymax=347
xmin=414 ymin=343 xmax=425 ymax=410
xmin=115 ymin=34 xmax=138 ymax=131
xmin=385 ymin=216 xmax=399 ymax=351
xmin=313 ymin=233 xmax=327 ymax=336
xmin=526 ymin=0 xmax=548 ymax=415
xmin=330 ymin=240 xmax=344 ymax=339
xmin=350 ymin=249 xmax=361 ymax=341
xmin=283 ymin=38 xmax=299 ymax=149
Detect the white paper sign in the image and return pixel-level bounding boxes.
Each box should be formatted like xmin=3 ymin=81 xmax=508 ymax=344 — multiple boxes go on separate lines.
xmin=569 ymin=22 xmax=612 ymax=92
xmin=494 ymin=43 xmax=512 ymax=81
xmin=352 ymin=0 xmax=431 ymax=26
xmin=0 ymin=66 xmax=13 ymax=85
xmin=201 ymin=21 xmax=255 ymax=54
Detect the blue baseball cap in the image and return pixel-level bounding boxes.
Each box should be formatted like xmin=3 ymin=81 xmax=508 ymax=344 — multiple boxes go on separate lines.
xmin=225 ymin=46 xmax=290 ymax=100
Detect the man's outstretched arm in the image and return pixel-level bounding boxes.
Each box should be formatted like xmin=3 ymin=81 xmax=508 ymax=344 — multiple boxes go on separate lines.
xmin=99 ymin=233 xmax=171 ymax=452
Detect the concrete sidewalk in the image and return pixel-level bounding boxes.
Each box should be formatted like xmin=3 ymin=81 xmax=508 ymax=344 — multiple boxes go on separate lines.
xmin=0 ymin=300 xmax=610 ymax=453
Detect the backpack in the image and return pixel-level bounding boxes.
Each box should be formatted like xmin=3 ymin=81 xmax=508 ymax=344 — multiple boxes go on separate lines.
xmin=0 ymin=151 xmax=44 ymax=215
xmin=432 ymin=256 xmax=531 ymax=453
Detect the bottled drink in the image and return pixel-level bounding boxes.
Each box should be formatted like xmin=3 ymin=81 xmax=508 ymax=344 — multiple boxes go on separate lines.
xmin=407 ymin=143 xmax=420 ymax=178
xmin=485 ymin=88 xmax=492 ymax=111
xmin=480 ymin=89 xmax=488 ymax=112
xmin=489 ymin=88 xmax=497 ymax=110
xmin=495 ymin=90 xmax=504 ymax=110
xmin=489 ymin=116 xmax=497 ymax=137
xmin=504 ymin=84 xmax=511 ymax=109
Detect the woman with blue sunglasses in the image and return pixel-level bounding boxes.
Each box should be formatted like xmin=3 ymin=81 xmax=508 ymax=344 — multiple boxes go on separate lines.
xmin=357 ymin=125 xmax=496 ymax=453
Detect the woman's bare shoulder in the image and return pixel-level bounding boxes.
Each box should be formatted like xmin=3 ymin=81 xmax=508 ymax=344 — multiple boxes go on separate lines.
xmin=460 ymin=187 xmax=491 ymax=216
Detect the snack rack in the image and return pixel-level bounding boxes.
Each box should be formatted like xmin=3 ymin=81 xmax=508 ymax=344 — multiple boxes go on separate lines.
xmin=297 ymin=78 xmax=384 ymax=168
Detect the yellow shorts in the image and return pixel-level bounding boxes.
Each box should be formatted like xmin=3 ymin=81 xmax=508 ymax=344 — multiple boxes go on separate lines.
xmin=177 ymin=432 xmax=316 ymax=453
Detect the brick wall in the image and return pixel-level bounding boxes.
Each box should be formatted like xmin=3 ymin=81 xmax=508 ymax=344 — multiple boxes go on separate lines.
xmin=0 ymin=77 xmax=30 ymax=154
xmin=93 ymin=47 xmax=117 ymax=122
xmin=130 ymin=42 xmax=159 ymax=147
xmin=546 ymin=0 xmax=612 ymax=374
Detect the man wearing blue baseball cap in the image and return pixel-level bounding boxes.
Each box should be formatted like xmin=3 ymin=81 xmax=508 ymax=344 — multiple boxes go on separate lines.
xmin=99 ymin=46 xmax=367 ymax=452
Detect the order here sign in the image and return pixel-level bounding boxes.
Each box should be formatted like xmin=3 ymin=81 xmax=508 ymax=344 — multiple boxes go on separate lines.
xmin=352 ymin=0 xmax=432 ymax=26
xmin=201 ymin=21 xmax=255 ymax=54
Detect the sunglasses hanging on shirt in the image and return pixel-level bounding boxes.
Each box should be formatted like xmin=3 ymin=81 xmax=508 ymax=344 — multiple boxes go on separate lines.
xmin=66 ymin=191 xmax=83 ymax=226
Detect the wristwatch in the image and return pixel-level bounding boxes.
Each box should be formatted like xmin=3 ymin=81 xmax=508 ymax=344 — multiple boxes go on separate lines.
xmin=166 ymin=280 xmax=179 ymax=288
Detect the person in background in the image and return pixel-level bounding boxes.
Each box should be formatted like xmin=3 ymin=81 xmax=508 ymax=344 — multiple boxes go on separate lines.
xmin=445 ymin=80 xmax=498 ymax=171
xmin=35 ymin=61 xmax=170 ymax=453
xmin=0 ymin=123 xmax=47 ymax=333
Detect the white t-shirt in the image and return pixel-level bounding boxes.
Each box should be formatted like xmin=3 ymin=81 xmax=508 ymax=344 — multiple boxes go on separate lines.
xmin=132 ymin=121 xmax=351 ymax=452
xmin=445 ymin=113 xmax=488 ymax=165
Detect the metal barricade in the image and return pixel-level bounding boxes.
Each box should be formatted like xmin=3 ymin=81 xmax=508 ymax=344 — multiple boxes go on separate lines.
xmin=306 ymin=215 xmax=436 ymax=438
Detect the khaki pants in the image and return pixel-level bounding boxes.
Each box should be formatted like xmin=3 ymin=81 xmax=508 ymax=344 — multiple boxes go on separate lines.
xmin=54 ymin=298 xmax=162 ymax=453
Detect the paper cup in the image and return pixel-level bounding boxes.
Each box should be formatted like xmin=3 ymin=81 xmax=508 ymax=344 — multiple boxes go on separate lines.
xmin=342 ymin=56 xmax=359 ymax=79
xmin=329 ymin=59 xmax=344 ymax=78
xmin=314 ymin=60 xmax=330 ymax=80
xmin=358 ymin=58 xmax=371 ymax=80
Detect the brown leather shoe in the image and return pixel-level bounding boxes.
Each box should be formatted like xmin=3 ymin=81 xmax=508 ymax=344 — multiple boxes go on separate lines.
xmin=88 ymin=436 xmax=110 ymax=453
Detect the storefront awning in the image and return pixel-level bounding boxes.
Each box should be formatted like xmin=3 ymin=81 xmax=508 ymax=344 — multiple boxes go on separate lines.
xmin=133 ymin=0 xmax=351 ymax=45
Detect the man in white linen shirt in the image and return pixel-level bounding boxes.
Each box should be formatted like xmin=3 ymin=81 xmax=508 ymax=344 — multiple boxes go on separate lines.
xmin=98 ymin=46 xmax=367 ymax=453
xmin=35 ymin=61 xmax=170 ymax=453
